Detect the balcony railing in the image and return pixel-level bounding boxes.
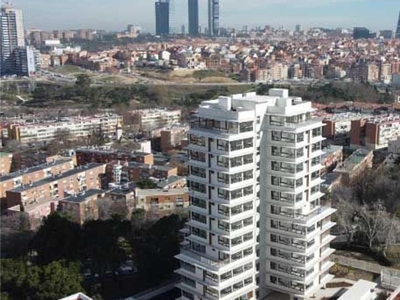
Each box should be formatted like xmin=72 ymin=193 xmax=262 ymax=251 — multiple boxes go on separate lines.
xmin=180 ymin=247 xmax=230 ymax=268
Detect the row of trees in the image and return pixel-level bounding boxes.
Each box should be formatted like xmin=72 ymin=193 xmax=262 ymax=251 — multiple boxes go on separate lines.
xmin=1 ymin=212 xmax=185 ymax=300
xmin=333 ymin=165 xmax=400 ymax=262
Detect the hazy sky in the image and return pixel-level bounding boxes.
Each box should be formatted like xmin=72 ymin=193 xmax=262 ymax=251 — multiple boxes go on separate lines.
xmin=13 ymin=0 xmax=400 ymax=32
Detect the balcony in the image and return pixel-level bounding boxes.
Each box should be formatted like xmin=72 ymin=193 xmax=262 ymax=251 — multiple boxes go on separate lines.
xmin=268 ymin=118 xmax=323 ymax=132
xmin=179 ymin=247 xmax=230 ymax=269
xmin=271 ymin=206 xmax=333 ymax=225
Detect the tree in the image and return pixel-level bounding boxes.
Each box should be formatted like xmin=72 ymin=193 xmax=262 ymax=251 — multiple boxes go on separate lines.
xmin=136 ymin=179 xmax=157 ymax=189
xmin=1 ymin=259 xmax=84 ymax=300
xmin=83 ymin=218 xmax=131 ymax=282
xmin=133 ymin=214 xmax=185 ymax=286
xmin=30 ymin=213 xmax=83 ymax=265
xmin=75 ymin=74 xmax=92 ymax=89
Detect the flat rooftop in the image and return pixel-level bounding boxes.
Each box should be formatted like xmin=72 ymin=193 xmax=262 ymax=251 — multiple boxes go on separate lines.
xmin=0 ymin=158 xmax=72 ymax=182
xmin=61 ymin=189 xmax=105 ymax=203
xmin=137 ymin=188 xmax=188 ymax=197
xmin=338 ymin=279 xmax=377 ymax=300
xmin=334 ymin=149 xmax=372 ymax=173
xmin=8 ymin=163 xmax=104 ymax=193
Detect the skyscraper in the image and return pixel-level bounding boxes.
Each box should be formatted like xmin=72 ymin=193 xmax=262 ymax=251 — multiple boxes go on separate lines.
xmin=396 ymin=11 xmax=400 ymax=39
xmin=188 ymin=0 xmax=199 ymax=36
xmin=176 ymin=89 xmax=336 ymax=300
xmin=0 ymin=4 xmax=25 ymax=75
xmin=208 ymin=0 xmax=219 ymax=36
xmin=155 ymin=0 xmax=169 ymax=36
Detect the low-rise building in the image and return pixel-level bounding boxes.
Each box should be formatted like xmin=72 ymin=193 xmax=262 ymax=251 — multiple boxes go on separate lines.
xmin=59 ymin=189 xmax=105 ymax=224
xmin=1 ymin=158 xmax=74 ymax=206
xmin=333 ymin=149 xmax=373 ymax=183
xmin=160 ymin=126 xmax=189 ymax=152
xmin=106 ymin=162 xmax=178 ymax=182
xmin=132 ymin=109 xmax=181 ymax=133
xmin=351 ymin=115 xmax=400 ymax=150
xmin=0 ymin=152 xmax=12 ymax=175
xmin=321 ymin=145 xmax=343 ymax=173
xmin=7 ymin=114 xmax=123 ymax=144
xmin=5 ymin=163 xmax=105 ymax=208
xmin=76 ymin=147 xmax=153 ymax=166
xmin=337 ymin=279 xmax=377 ymax=300
xmin=135 ymin=187 xmax=189 ymax=220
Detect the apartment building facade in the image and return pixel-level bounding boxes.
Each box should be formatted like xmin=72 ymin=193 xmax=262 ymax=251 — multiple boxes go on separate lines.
xmin=350 ymin=116 xmax=400 ymax=150
xmin=76 ymin=147 xmax=153 ymax=166
xmin=135 ymin=188 xmax=189 ymax=220
xmin=59 ymin=189 xmax=105 ymax=224
xmin=1 ymin=158 xmax=74 ymax=206
xmin=7 ymin=114 xmax=123 ymax=144
xmin=5 ymin=163 xmax=105 ymax=208
xmin=0 ymin=152 xmax=12 ymax=176
xmin=132 ymin=109 xmax=181 ymax=132
xmin=176 ymin=89 xmax=335 ymax=300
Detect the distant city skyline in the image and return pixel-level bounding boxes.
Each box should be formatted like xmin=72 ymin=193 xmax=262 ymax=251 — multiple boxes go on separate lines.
xmin=12 ymin=0 xmax=400 ymax=32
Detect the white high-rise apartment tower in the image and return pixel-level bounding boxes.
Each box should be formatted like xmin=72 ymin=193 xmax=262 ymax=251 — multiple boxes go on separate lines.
xmin=0 ymin=4 xmax=25 ymax=75
xmin=176 ymin=89 xmax=336 ymax=300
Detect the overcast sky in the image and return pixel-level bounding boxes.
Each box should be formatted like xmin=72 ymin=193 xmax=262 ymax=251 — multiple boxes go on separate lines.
xmin=12 ymin=0 xmax=400 ymax=32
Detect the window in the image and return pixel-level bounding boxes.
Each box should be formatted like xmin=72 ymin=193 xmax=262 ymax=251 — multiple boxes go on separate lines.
xmin=218 ymin=188 xmax=229 ymax=200
xmin=230 ymin=140 xmax=242 ymax=151
xmin=192 ymin=212 xmax=206 ymax=224
xmin=217 ymin=156 xmax=229 ymax=168
xmin=218 ymin=172 xmax=229 ymax=184
xmin=190 ymin=181 xmax=206 ymax=193
xmin=189 ymin=134 xmax=205 ymax=146
xmin=192 ymin=227 xmax=207 ymax=239
xmin=190 ymin=166 xmax=206 ymax=178
xmin=218 ymin=236 xmax=229 ymax=247
xmin=205 ymin=271 xmax=218 ymax=282
xmin=190 ymin=150 xmax=206 ymax=162
xmin=191 ymin=196 xmax=206 ymax=209
xmin=217 ymin=139 xmax=229 ymax=151
xmin=218 ymin=204 xmax=230 ymax=216
xmin=218 ymin=220 xmax=230 ymax=232
xmin=240 ymin=121 xmax=253 ymax=133
xmin=244 ymin=138 xmax=253 ymax=148
xmin=221 ymin=271 xmax=232 ymax=282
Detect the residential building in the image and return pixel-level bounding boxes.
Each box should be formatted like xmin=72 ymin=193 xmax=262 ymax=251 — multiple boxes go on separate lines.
xmin=13 ymin=45 xmax=36 ymax=76
xmin=323 ymin=113 xmax=365 ymax=145
xmin=76 ymin=147 xmax=153 ymax=166
xmin=321 ymin=145 xmax=343 ymax=173
xmin=155 ymin=0 xmax=169 ymax=36
xmin=1 ymin=158 xmax=74 ymax=206
xmin=176 ymin=89 xmax=336 ymax=300
xmin=353 ymin=27 xmax=370 ymax=39
xmin=5 ymin=163 xmax=105 ymax=208
xmin=350 ymin=115 xmax=400 ymax=150
xmin=337 ymin=279 xmax=377 ymax=300
xmin=135 ymin=188 xmax=189 ymax=219
xmin=132 ymin=109 xmax=181 ymax=133
xmin=208 ymin=0 xmax=219 ymax=36
xmin=106 ymin=162 xmax=177 ymax=182
xmin=0 ymin=4 xmax=25 ymax=75
xmin=0 ymin=152 xmax=12 ymax=175
xmin=59 ymin=189 xmax=105 ymax=224
xmin=188 ymin=0 xmax=199 ymax=36
xmin=7 ymin=114 xmax=123 ymax=144
xmin=59 ymin=293 xmax=93 ymax=300
xmin=7 ymin=197 xmax=59 ymax=230
xmin=161 ymin=126 xmax=189 ymax=152
xmin=333 ymin=149 xmax=373 ymax=184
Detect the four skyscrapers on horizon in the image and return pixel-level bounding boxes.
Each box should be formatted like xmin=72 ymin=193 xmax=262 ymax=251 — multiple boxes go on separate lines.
xmin=155 ymin=0 xmax=219 ymax=36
